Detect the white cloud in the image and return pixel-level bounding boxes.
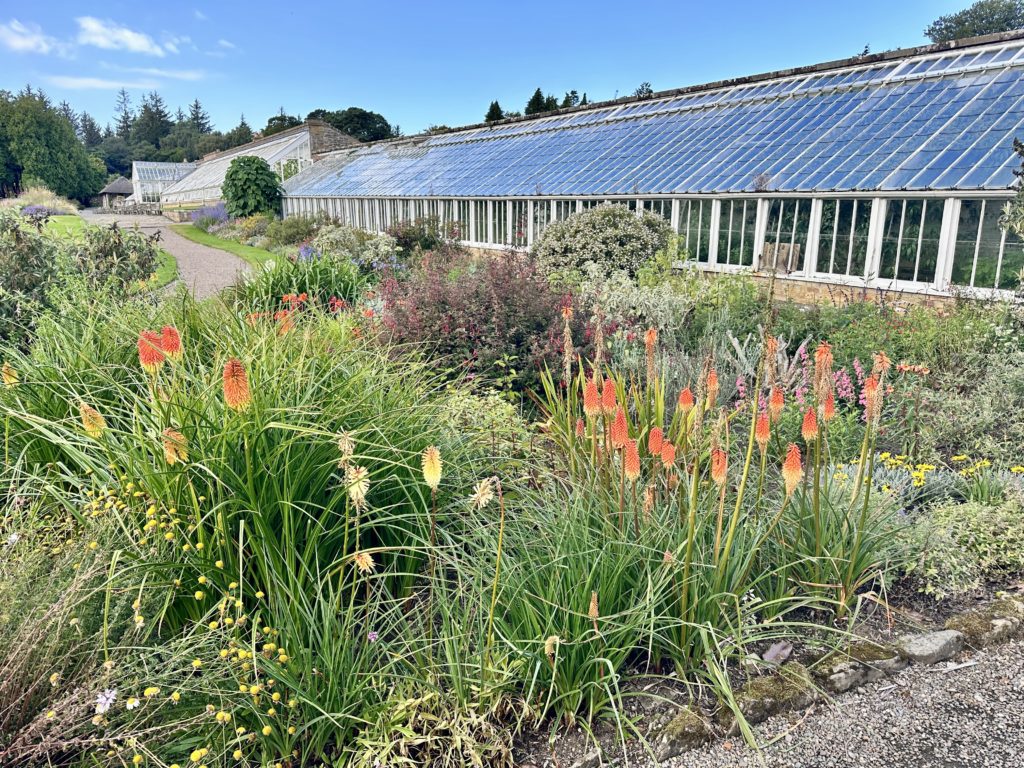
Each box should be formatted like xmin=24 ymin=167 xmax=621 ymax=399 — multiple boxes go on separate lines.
xmin=118 ymin=66 xmax=206 ymax=81
xmin=46 ymin=75 xmax=159 ymax=90
xmin=76 ymin=17 xmax=166 ymax=57
xmin=161 ymin=34 xmax=191 ymax=54
xmin=194 ymin=10 xmax=208 ymax=21
xmin=0 ymin=19 xmax=70 ymax=56
xmin=217 ymin=38 xmax=235 ymax=49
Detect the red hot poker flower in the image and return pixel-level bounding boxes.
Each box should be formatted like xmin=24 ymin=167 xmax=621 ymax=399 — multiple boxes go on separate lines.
xmin=782 ymin=443 xmax=802 ymax=497
xmin=711 ymin=448 xmax=727 ymax=486
xmin=159 ymin=326 xmax=182 ymax=361
xmin=583 ymin=378 xmax=600 ymax=419
xmin=660 ymin=441 xmax=676 ymax=468
xmin=624 ymin=439 xmax=641 ymax=482
xmin=755 ymin=412 xmax=770 ymax=452
xmin=601 ymin=378 xmax=618 ymax=416
xmin=137 ymin=330 xmax=165 ymax=375
xmin=822 ymin=391 xmax=836 ymax=422
xmin=610 ymin=407 xmax=629 ymax=449
xmin=678 ymin=387 xmax=695 ymax=415
xmin=647 ymin=426 xmax=664 ymax=456
xmin=769 ymin=387 xmax=784 ymax=422
xmin=222 ymin=358 xmax=252 ymax=411
xmin=801 ymin=407 xmax=819 ymax=442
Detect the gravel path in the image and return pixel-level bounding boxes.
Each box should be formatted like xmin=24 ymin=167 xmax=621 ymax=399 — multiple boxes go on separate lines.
xmin=662 ymin=638 xmax=1024 ymax=768
xmin=78 ymin=210 xmax=250 ymax=299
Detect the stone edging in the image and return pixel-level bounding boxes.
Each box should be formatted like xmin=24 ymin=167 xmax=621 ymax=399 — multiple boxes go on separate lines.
xmin=654 ymin=597 xmax=1024 ymax=762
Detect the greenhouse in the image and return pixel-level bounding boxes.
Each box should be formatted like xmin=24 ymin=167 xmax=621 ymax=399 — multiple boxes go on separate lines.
xmin=160 ymin=120 xmax=358 ymax=213
xmin=282 ymin=31 xmax=1024 ymax=296
xmin=130 ymin=161 xmax=196 ymax=204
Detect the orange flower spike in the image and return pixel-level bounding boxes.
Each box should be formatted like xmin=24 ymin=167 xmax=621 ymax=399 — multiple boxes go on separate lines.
xmin=222 ymin=358 xmax=252 ymax=411
xmin=813 ymin=340 xmax=834 ymax=402
xmin=660 ymin=441 xmax=676 ymax=469
xmin=863 ymin=374 xmax=882 ymax=425
xmin=583 ymin=378 xmax=600 ymax=420
xmin=647 ymin=426 xmax=664 ymax=456
xmin=159 ymin=326 xmax=182 ymax=361
xmin=755 ymin=412 xmax=770 ymax=453
xmin=623 ymin=439 xmax=641 ymax=482
xmin=575 ymin=418 xmax=586 ymax=438
xmin=601 ymin=377 xmax=618 ymax=416
xmin=710 ymin=448 xmax=727 ymax=486
xmin=801 ymin=407 xmax=819 ymax=442
xmin=137 ymin=330 xmax=165 ymax=375
xmin=872 ymin=351 xmax=892 ymax=377
xmin=769 ymin=387 xmax=784 ymax=422
xmin=610 ymin=407 xmax=629 ymax=449
xmin=706 ymin=369 xmax=720 ymax=405
xmin=678 ymin=387 xmax=695 ymax=415
xmin=644 ymin=327 xmax=658 ymax=351
xmin=822 ymin=391 xmax=836 ymax=423
xmin=782 ymin=443 xmax=803 ymax=497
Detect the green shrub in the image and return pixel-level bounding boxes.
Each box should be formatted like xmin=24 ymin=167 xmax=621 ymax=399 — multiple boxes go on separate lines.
xmin=532 ymin=204 xmax=671 ymax=279
xmin=901 ymin=497 xmax=1024 ymax=599
xmin=265 ymin=215 xmax=316 ymax=246
xmin=386 ymin=216 xmax=453 ymax=255
xmin=232 ymin=253 xmax=368 ymax=311
xmin=222 ymin=156 xmax=282 ymax=218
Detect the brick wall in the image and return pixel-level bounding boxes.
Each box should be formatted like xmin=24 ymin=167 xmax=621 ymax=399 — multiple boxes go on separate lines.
xmin=749 ymin=274 xmax=955 ymax=310
xmin=308 ymin=121 xmax=361 ymax=158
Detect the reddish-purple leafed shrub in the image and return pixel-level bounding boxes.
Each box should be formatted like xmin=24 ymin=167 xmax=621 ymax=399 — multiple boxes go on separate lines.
xmin=377 ymin=250 xmax=586 ymax=391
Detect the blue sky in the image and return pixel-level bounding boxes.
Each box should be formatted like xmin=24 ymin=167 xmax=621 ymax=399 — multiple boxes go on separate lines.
xmin=0 ymin=1 xmax=974 ymax=135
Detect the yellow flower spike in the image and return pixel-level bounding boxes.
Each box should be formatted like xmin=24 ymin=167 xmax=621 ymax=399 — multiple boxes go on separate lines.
xmin=421 ymin=446 xmax=442 ymax=490
xmin=78 ymin=402 xmax=106 ymax=439
xmin=261 ymin=725 xmax=272 ymax=736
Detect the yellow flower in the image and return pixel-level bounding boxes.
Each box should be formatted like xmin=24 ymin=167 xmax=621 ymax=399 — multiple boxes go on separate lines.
xmin=261 ymin=725 xmax=272 ymax=736
xmin=78 ymin=402 xmax=106 ymax=439
xmin=45 ymin=709 xmax=56 ymax=719
xmin=190 ymin=749 xmax=204 ymax=763
xmin=345 ymin=465 xmax=370 ymax=509
xmin=49 ymin=672 xmax=60 ymax=686
xmin=132 ymin=755 xmax=143 ymax=765
xmin=143 ymin=686 xmax=160 ymax=698
xmin=191 ymin=658 xmax=202 ymax=669
xmin=162 ymin=428 xmax=188 ymax=465
xmin=170 ymin=691 xmax=181 ymax=703
xmin=194 ymin=590 xmax=205 ymax=600
xmin=471 ymin=477 xmax=495 ymax=509
xmin=421 ymin=446 xmax=442 ymax=491
xmin=951 ymin=454 xmax=969 ymax=462
xmin=232 ymin=750 xmax=243 ymax=760
xmin=2 ymin=361 xmax=18 ymax=387
xmin=1010 ymin=466 xmax=1024 ymax=474
xmin=352 ymin=550 xmax=375 ymax=574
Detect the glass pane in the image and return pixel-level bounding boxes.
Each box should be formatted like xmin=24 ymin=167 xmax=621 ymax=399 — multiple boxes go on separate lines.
xmin=762 ymin=198 xmax=811 ymax=272
xmin=1000 ymin=227 xmax=1024 ymax=290
xmin=818 ymin=199 xmax=872 ymax=277
xmin=952 ymin=199 xmax=983 ymax=287
xmin=473 ymin=200 xmax=487 ymax=242
xmin=717 ymin=199 xmax=757 ymax=267
xmin=493 ymin=200 xmax=508 ymax=245
xmin=512 ymin=200 xmax=529 ymax=247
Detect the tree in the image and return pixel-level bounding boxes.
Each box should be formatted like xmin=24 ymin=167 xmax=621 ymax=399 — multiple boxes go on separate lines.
xmin=485 ymin=100 xmax=504 ymax=122
xmin=161 ymin=121 xmax=201 ymax=160
xmin=525 ymin=88 xmax=548 ymax=115
xmin=189 ymin=99 xmax=212 ymax=133
xmin=131 ymin=91 xmax=173 ymax=147
xmin=306 ymin=107 xmax=396 ymax=142
xmin=0 ymin=90 xmax=104 ymax=200
xmin=561 ymin=90 xmax=580 ymax=108
xmin=222 ymin=156 xmax=282 ymax=217
xmin=225 ymin=115 xmax=254 ymax=148
xmin=580 ymin=93 xmax=589 ymax=106
xmin=925 ymin=0 xmax=1024 ymax=42
xmin=634 ymin=82 xmax=654 ymax=99
xmin=57 ymin=100 xmax=78 ymax=134
xmin=96 ymin=135 xmax=133 ymax=176
xmin=264 ymin=109 xmax=302 ymax=137
xmin=114 ymin=88 xmax=134 ymax=139
xmin=79 ymin=112 xmax=102 ymax=148
xmin=543 ymin=94 xmax=559 ymax=111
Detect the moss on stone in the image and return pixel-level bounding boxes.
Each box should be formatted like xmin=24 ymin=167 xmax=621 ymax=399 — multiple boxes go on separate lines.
xmin=945 ymin=599 xmax=1022 ymax=645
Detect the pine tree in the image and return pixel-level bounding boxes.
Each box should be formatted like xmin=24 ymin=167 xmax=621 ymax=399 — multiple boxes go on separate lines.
xmin=189 ymin=98 xmax=212 ymax=133
xmin=543 ymin=94 xmax=559 ymax=111
xmin=485 ymin=100 xmax=504 ymax=122
xmin=561 ymin=90 xmax=580 ymax=108
xmin=225 ymin=114 xmax=253 ymax=147
xmin=580 ymin=93 xmax=588 ymax=106
xmin=132 ymin=91 xmax=173 ymax=147
xmin=57 ymin=100 xmax=78 ymax=133
xmin=114 ymin=88 xmax=134 ymax=138
xmin=525 ymin=88 xmax=547 ymax=115
xmin=634 ymin=82 xmax=654 ymax=99
xmin=79 ymin=112 xmax=102 ymax=148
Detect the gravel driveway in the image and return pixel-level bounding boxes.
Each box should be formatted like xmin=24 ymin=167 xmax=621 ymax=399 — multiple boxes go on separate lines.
xmin=77 ymin=210 xmax=251 ymax=300
xmin=661 ymin=638 xmax=1024 ymax=768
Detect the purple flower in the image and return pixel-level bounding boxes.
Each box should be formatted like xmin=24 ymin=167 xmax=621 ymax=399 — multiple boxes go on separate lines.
xmin=367 ymin=630 xmax=379 ymax=643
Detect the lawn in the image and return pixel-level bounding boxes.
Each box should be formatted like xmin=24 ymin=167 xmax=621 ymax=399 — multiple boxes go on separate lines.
xmin=47 ymin=214 xmax=178 ymax=289
xmin=171 ymin=223 xmax=284 ymax=270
